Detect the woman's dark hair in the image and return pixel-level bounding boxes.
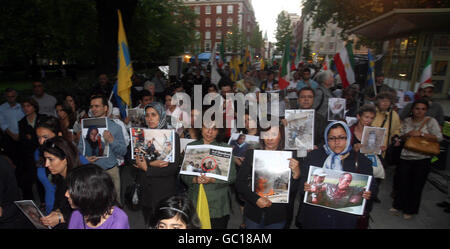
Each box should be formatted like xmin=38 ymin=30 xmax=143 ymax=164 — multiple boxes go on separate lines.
xmin=55 ymin=101 xmax=76 ymax=128
xmin=151 ymin=195 xmax=201 ymax=229
xmin=66 ymin=164 xmax=118 ymax=226
xmin=37 ymin=115 xmax=63 ymax=136
xmin=259 ymin=117 xmax=285 ymax=150
xmin=357 ymin=104 xmax=377 ymax=117
xmin=375 ymin=92 xmax=394 ymax=106
xmin=411 ymin=98 xmax=429 ymax=110
xmin=197 ymin=110 xmax=226 ymax=143
xmin=23 ymin=97 xmax=39 ymax=114
xmin=85 ymin=126 xmax=100 ymax=150
xmin=40 ymin=136 xmax=80 ymax=176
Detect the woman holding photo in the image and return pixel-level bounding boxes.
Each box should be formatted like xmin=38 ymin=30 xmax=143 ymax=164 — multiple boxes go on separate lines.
xmin=390 ymin=99 xmax=442 ymax=219
xmin=133 ymin=101 xmax=181 ymax=228
xmin=236 ymin=122 xmax=301 ymax=229
xmin=39 ymin=136 xmax=81 ymax=229
xmin=298 ymin=121 xmax=375 ymax=229
xmin=180 ymin=119 xmax=237 ymax=229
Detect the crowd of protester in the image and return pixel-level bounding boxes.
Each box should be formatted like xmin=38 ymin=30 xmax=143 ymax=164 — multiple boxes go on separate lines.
xmin=0 ymin=60 xmax=447 ymax=229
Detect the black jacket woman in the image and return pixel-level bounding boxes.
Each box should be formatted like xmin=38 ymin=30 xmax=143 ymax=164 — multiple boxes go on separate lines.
xmin=133 ymin=102 xmax=181 ymax=228
xmin=298 ymin=121 xmax=376 ymax=229
xmin=236 ymin=124 xmax=300 ymax=229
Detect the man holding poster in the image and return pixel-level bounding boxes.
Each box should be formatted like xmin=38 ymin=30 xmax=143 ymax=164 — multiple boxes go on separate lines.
xmin=78 ymin=95 xmax=127 ymax=203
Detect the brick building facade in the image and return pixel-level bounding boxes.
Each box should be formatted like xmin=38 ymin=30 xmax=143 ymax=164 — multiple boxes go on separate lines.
xmin=182 ymin=0 xmax=257 ymax=57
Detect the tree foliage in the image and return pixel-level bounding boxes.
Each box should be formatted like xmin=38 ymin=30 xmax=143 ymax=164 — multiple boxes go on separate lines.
xmin=302 ymin=0 xmax=450 ymax=43
xmin=275 ymin=11 xmax=292 ymax=54
xmin=0 ymin=0 xmax=196 ymax=74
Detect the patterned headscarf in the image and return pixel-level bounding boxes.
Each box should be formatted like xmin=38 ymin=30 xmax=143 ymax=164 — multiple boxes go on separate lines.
xmin=144 ymin=102 xmax=167 ymax=129
xmin=322 ymin=121 xmax=353 ymax=171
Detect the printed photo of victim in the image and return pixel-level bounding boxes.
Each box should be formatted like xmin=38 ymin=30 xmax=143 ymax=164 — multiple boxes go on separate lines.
xmin=284 ymin=109 xmax=314 ymax=150
xmin=304 ymin=166 xmax=372 ymax=215
xmin=360 ymin=126 xmax=386 ymax=155
xmin=328 ymin=98 xmax=346 ymax=121
xmin=180 ymin=144 xmax=232 ymax=181
xmin=252 ymin=150 xmax=292 ymax=203
xmin=81 ymin=117 xmax=109 ymax=158
xmin=127 ymin=108 xmax=145 ymax=127
xmin=228 ymin=132 xmax=260 ymax=158
xmin=14 ymin=200 xmax=51 ymax=229
xmin=130 ymin=128 xmax=175 ymax=163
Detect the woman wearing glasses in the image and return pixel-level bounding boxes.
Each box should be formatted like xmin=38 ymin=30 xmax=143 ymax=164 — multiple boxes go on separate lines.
xmin=39 ymin=136 xmax=81 ymax=229
xmin=298 ymin=121 xmax=375 ymax=229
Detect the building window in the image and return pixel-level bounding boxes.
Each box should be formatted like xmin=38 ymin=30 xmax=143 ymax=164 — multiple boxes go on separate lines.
xmin=205 ymin=31 xmax=211 ymax=40
xmin=216 ymin=31 xmax=222 ymax=40
xmin=216 ymin=43 xmax=221 ymax=51
xmin=216 ymin=5 xmax=222 ymax=14
xmin=328 ymin=42 xmax=335 ymax=50
xmin=227 ymin=18 xmax=233 ymax=27
xmin=194 ymin=6 xmax=200 ymax=14
xmin=205 ymin=18 xmax=211 ymax=27
xmin=216 ymin=18 xmax=222 ymax=27
xmin=205 ymin=6 xmax=211 ymax=15
xmin=227 ymin=5 xmax=233 ymax=14
xmin=195 ymin=19 xmax=200 ymax=27
xmin=205 ymin=40 xmax=211 ymax=52
xmin=331 ymin=29 xmax=336 ymax=37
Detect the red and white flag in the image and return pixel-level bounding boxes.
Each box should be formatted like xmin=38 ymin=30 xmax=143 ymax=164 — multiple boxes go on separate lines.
xmin=334 ymin=46 xmax=355 ymax=88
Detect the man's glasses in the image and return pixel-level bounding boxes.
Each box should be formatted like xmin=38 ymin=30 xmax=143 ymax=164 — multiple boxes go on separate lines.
xmin=327 ymin=136 xmax=347 ymax=142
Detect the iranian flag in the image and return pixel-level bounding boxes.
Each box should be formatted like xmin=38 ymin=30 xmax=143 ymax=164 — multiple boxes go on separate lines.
xmin=333 ymin=44 xmax=355 ymax=88
xmin=278 ymin=38 xmax=291 ymax=90
xmin=419 ymin=52 xmax=432 ymax=84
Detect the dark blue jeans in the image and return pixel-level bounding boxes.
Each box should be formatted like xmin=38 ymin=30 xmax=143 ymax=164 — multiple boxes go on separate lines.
xmin=245 ymin=216 xmax=286 ymax=229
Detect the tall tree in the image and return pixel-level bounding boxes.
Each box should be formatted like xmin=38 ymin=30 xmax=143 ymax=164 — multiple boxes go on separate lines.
xmin=275 ymin=11 xmax=292 ymax=54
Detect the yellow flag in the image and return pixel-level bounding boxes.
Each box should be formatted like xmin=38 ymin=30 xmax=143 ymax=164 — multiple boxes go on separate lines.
xmin=196 ymin=184 xmax=211 ymax=229
xmin=117 ymin=10 xmax=133 ymax=107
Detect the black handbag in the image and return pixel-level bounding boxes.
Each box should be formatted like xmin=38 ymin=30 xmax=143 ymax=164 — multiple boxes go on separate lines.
xmin=124 ymin=173 xmax=142 ymax=211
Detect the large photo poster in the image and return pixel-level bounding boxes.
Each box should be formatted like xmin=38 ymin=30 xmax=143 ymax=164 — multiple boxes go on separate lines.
xmin=180 ymin=144 xmax=233 ymax=181
xmin=252 ymin=150 xmax=292 ymax=203
xmin=303 ymin=166 xmax=372 ymax=215
xmin=14 ymin=200 xmax=51 ymax=229
xmin=284 ymin=109 xmax=314 ymax=150
xmin=130 ymin=128 xmax=175 ymax=163
xmin=81 ymin=117 xmax=109 ymax=158
xmin=360 ymin=126 xmax=386 ymax=155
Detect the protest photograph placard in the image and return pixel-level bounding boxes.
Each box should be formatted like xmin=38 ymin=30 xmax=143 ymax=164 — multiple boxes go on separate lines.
xmin=328 ymin=98 xmax=346 ymax=121
xmin=127 ymin=108 xmax=145 ymax=127
xmin=130 ymin=128 xmax=175 ymax=162
xmin=284 ymin=109 xmax=314 ymax=150
xmin=81 ymin=117 xmax=109 ymax=158
xmin=180 ymin=138 xmax=196 ymax=154
xmin=14 ymin=200 xmax=51 ymax=229
xmin=228 ymin=132 xmax=260 ymax=158
xmin=303 ymin=166 xmax=372 ymax=215
xmin=252 ymin=150 xmax=292 ymax=203
xmin=180 ymin=144 xmax=233 ymax=181
xmin=360 ymin=126 xmax=386 ymax=155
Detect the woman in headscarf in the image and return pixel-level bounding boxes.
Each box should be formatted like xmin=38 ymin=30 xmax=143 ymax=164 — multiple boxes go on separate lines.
xmin=133 ymin=102 xmax=181 ymax=228
xmin=298 ymin=121 xmax=376 ymax=229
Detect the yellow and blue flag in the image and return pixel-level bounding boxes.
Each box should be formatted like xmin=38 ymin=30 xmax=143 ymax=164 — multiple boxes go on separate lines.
xmin=114 ymin=10 xmax=133 ymax=118
xmin=367 ymin=49 xmax=375 ymax=86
